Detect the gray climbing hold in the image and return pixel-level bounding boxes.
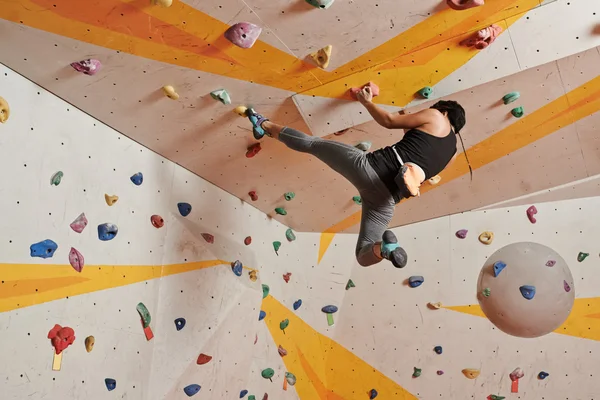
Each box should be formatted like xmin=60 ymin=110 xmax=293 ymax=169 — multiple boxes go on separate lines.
xmin=210 ymin=89 xmax=231 ymax=105
xmin=30 ymin=239 xmax=58 ymax=259
xmin=97 ymin=223 xmax=118 ymax=241
xmin=240 ymin=390 xmax=248 ymax=398
xmin=305 ymin=0 xmax=335 ymax=9
xmin=177 ymin=202 xmax=192 ymax=217
xmin=293 ymin=299 xmax=302 ymax=310
xmin=183 ymin=384 xmax=201 ymax=397
xmin=174 ymin=318 xmax=186 ymax=331
xmin=355 ymin=141 xmax=372 ymax=151
xmin=105 ymin=378 xmax=116 ymax=391
xmin=493 ymin=261 xmax=506 ymax=277
xmin=258 ymin=310 xmax=266 ymax=321
xmin=408 ymin=276 xmax=424 ymax=288
xmin=224 ymin=22 xmax=262 ymax=49
xmin=322 ymin=305 xmax=338 ymax=313
xmin=50 ymin=171 xmax=63 ymax=186
xmin=130 ymin=172 xmax=143 ymax=186
xmin=519 ymin=285 xmax=536 ymax=300
xmin=231 ymin=260 xmax=243 ymax=276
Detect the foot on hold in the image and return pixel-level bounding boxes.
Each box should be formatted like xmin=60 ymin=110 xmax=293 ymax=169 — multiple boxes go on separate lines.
xmin=380 ymin=230 xmax=408 ymax=268
xmin=244 ymin=108 xmax=269 ymax=140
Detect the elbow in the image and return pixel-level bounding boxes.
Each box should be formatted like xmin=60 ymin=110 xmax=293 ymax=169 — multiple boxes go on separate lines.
xmin=379 ymin=114 xmax=393 ymax=129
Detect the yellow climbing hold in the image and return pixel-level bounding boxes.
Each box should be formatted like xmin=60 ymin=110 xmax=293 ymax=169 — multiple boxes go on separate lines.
xmin=428 ymin=175 xmax=441 ymax=185
xmin=462 ymin=368 xmax=480 ymax=379
xmin=152 ymin=0 xmax=173 ymax=6
xmin=0 ymin=96 xmax=9 ymax=123
xmin=162 ymin=85 xmax=179 ymax=100
xmin=479 ymin=231 xmax=494 ymax=245
xmin=309 ymin=45 xmax=332 ymax=69
xmin=428 ymin=302 xmax=442 ymax=309
xmin=85 ymin=336 xmax=95 ymax=352
xmin=105 ymin=194 xmax=119 ymax=206
xmin=234 ymin=105 xmax=248 ymax=117
xmin=249 ymin=270 xmax=258 ymax=282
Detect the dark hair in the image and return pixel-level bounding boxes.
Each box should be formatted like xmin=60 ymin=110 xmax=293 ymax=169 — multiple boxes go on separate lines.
xmin=430 ymin=100 xmax=466 ymax=133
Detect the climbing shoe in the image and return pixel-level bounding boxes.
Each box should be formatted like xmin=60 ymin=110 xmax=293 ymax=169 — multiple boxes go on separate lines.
xmin=245 ymin=108 xmax=269 ymax=140
xmin=380 ymin=230 xmax=408 ymax=268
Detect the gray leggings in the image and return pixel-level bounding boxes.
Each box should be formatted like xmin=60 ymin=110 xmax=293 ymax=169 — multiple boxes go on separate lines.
xmin=279 ymin=127 xmax=396 ymax=266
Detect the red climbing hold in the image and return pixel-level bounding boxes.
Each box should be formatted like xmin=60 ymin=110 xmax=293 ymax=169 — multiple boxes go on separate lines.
xmin=526 ymin=206 xmax=537 ymax=224
xmin=48 ymin=324 xmax=75 ymax=355
xmin=246 ymin=143 xmax=262 ymax=158
xmin=202 ymin=233 xmax=215 ymax=244
xmin=244 ymin=236 xmax=252 ymax=245
xmin=249 ymin=191 xmax=258 ymax=201
xmin=283 ymin=272 xmax=291 ymax=283
xmin=196 ymin=353 xmax=213 ymax=365
xmin=151 ymin=215 xmax=164 ymax=229
xmin=262 ymin=394 xmax=268 ymax=400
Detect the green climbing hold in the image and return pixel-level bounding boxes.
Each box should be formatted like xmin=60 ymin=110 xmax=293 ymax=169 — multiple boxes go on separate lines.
xmin=489 ymin=396 xmax=506 ymax=400
xmin=417 ymin=86 xmax=433 ymax=99
xmin=136 ymin=302 xmax=151 ymax=328
xmin=284 ymin=192 xmax=295 ymax=201
xmin=210 ymin=89 xmax=231 ymax=105
xmin=50 ymin=171 xmax=64 ymax=186
xmin=412 ymin=367 xmax=422 ymax=378
xmin=262 ymin=284 xmax=270 ymax=299
xmin=285 ymin=228 xmax=296 ymax=242
xmin=482 ymin=288 xmax=491 ymax=297
xmin=261 ymin=368 xmax=275 ymax=380
xmin=280 ymin=319 xmax=289 ymax=331
xmin=273 ymin=241 xmax=281 ymax=254
xmin=346 ymin=279 xmax=355 ymax=290
xmin=352 ymin=196 xmax=362 ymax=205
xmin=275 ymin=207 xmax=287 ymax=215
xmin=502 ymin=91 xmax=520 ymax=104
xmin=285 ymin=372 xmax=296 ymax=386
xmin=511 ymin=106 xmax=524 ymax=118
xmin=578 ymin=252 xmax=589 ymax=262
xmin=248 ymin=396 xmax=256 ymax=400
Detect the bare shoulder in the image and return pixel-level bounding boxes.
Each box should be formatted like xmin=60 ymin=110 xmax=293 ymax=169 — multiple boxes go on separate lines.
xmin=418 ymin=108 xmax=451 ymax=137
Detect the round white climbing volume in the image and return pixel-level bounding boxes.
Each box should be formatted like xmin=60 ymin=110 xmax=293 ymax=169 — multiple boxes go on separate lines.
xmin=477 ymin=242 xmax=575 ymax=338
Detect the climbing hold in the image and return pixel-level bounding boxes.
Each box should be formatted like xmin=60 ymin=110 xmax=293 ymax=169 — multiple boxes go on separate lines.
xmin=493 ymin=261 xmax=506 ymax=277
xmin=408 ymin=276 xmax=424 ymax=288
xmin=417 ymin=87 xmax=433 ymax=99
xmin=249 ymin=270 xmax=257 ymax=281
xmin=246 ymin=143 xmax=262 ymax=158
xmin=455 ymin=229 xmax=468 ymax=239
xmin=285 ymin=228 xmax=296 ymax=242
xmin=538 ymin=371 xmax=549 ymax=380
xmin=322 ymin=305 xmax=338 ymax=313
xmin=261 ymin=368 xmax=275 ymax=381
xmin=546 ymin=260 xmax=556 ymax=267
xmin=437 ymin=370 xmax=444 ymax=375
xmin=70 ymin=213 xmax=88 ymax=233
xmin=98 ymin=223 xmax=118 ymax=241
xmin=309 ymin=45 xmax=333 ymax=69
xmin=350 ymin=81 xmax=380 ymax=100
xmin=369 ymin=388 xmax=378 ymax=399
xmin=225 ymin=22 xmax=262 ymax=49
xmin=162 ymin=85 xmax=179 ymax=100
xmin=153 ymin=0 xmax=173 ymax=7
xmin=262 ymin=284 xmax=270 ymax=299
xmin=282 ymin=272 xmax=291 ymax=283
xmin=352 ymin=196 xmax=362 ymax=205
xmin=196 ymin=353 xmax=212 ymax=365
xmin=273 ymin=241 xmax=281 ymax=255
xmin=511 ymin=106 xmax=525 ymax=118
xmin=240 ymin=390 xmax=248 ymax=398
xmin=262 ymin=394 xmax=268 ymax=400
xmin=30 ymin=239 xmax=58 ymax=259
xmin=460 ymin=24 xmax=503 ymax=49
xmin=244 ymin=236 xmax=252 ymax=245
xmin=50 ymin=171 xmax=64 ymax=186
xmin=305 ymin=0 xmax=335 ymax=8
xmin=70 ymin=59 xmax=102 ymax=75
xmin=151 ymin=215 xmax=164 ymax=228
xmin=482 ymin=288 xmax=491 ymax=297
xmin=105 ymin=194 xmax=119 ymax=206
xmin=334 ymin=128 xmax=349 ymax=136
xmin=488 ymin=396 xmax=505 ymax=400
xmin=519 ymin=285 xmax=536 ymax=300
xmin=280 ymin=319 xmax=289 ymax=332
xmin=284 ymin=192 xmax=295 ymax=201
xmin=234 ymin=106 xmax=248 ymax=117
xmin=433 ymin=346 xmax=443 ymax=354
xmin=183 ymin=384 xmax=201 ymax=397
xmin=428 ymin=175 xmax=441 ymax=185
xmin=293 ymin=299 xmax=302 ymax=310
xmin=278 ymin=345 xmax=288 ymax=357
xmin=510 ymin=367 xmax=524 ymax=381
xmin=428 ymin=302 xmax=442 ymax=309
xmin=136 ymin=302 xmax=151 ymax=328
xmin=502 ymin=92 xmax=521 ymax=105
xmin=346 ymin=279 xmax=355 ymax=290
xmin=478 ymin=231 xmax=494 ymax=245
xmin=412 ymin=367 xmax=422 ymax=378
xmin=68 ymin=247 xmax=84 ymax=272
xmin=105 ymin=378 xmax=117 ymax=391
xmin=248 ymin=396 xmax=256 ymax=400
xmin=0 ymin=96 xmax=10 ymax=123
xmin=202 ymin=233 xmax=215 ymax=244
xmin=275 ymin=207 xmax=287 ymax=215
xmin=210 ymin=89 xmax=231 ymax=105
xmin=564 ymin=280 xmax=571 ymax=293
xmin=177 ymin=202 xmax=192 ymax=217
xmin=285 ymin=372 xmax=296 ymax=386
xmin=446 ymin=0 xmax=484 ymax=10
xmin=85 ymin=336 xmax=94 ymax=352
xmin=355 ymin=141 xmax=372 ymax=151
xmin=462 ymin=368 xmax=480 ymax=379
xmin=130 ymin=172 xmax=143 ymax=186
xmin=258 ymin=311 xmax=266 ymax=321
xmin=248 ymin=191 xmax=258 ymax=201
xmin=174 ymin=318 xmax=186 ymax=331
xmin=577 ymin=252 xmax=589 ymax=262
xmin=48 ymin=324 xmax=75 ymax=354
xmin=232 ymin=260 xmax=243 ymax=276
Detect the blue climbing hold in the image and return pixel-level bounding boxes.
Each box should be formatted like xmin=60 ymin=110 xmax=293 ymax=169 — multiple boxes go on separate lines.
xmin=231 ymin=260 xmax=243 ymax=276
xmin=240 ymin=390 xmax=248 ymax=398
xmin=130 ymin=172 xmax=143 ymax=186
xmin=408 ymin=276 xmax=424 ymax=288
xmin=493 ymin=261 xmax=507 ymax=277
xmin=183 ymin=384 xmax=201 ymax=397
xmin=258 ymin=310 xmax=266 ymax=321
xmin=369 ymin=388 xmax=378 ymax=399
xmin=174 ymin=318 xmax=186 ymax=331
xmin=538 ymin=371 xmax=549 ymax=380
xmin=105 ymin=378 xmax=116 ymax=391
xmin=434 ymin=345 xmax=443 ymax=354
xmin=293 ymin=299 xmax=302 ymax=310
xmin=97 ymin=223 xmax=118 ymax=241
xmin=322 ymin=305 xmax=338 ymax=314
xmin=178 ymin=202 xmax=192 ymax=217
xmin=30 ymin=239 xmax=58 ymax=259
xmin=519 ymin=285 xmax=536 ymax=300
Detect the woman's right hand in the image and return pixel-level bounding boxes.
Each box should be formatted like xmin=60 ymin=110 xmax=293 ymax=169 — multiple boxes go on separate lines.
xmin=356 ymin=86 xmax=373 ymax=104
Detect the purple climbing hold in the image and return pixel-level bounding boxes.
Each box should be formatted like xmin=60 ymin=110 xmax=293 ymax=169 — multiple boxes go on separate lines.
xmin=455 ymin=229 xmax=468 ymax=239
xmin=437 ymin=370 xmax=444 ymax=375
xmin=322 ymin=305 xmax=338 ymax=314
xmin=174 ymin=318 xmax=186 ymax=331
xmin=293 ymin=299 xmax=302 ymax=310
xmin=493 ymin=261 xmax=506 ymax=277
xmin=232 ymin=260 xmax=243 ymax=276
xmin=519 ymin=285 xmax=536 ymax=300
xmin=97 ymin=223 xmax=118 ymax=241
xmin=70 ymin=213 xmax=88 ymax=233
xmin=70 ymin=59 xmax=102 ymax=75
xmin=178 ymin=202 xmax=192 ymax=217
xmin=30 ymin=239 xmax=58 ymax=259
xmin=259 ymin=310 xmax=266 ymax=321
xmin=130 ymin=172 xmax=143 ymax=186
xmin=224 ymin=22 xmax=262 ymax=49
xmin=369 ymin=388 xmax=378 ymax=399
xmin=183 ymin=384 xmax=201 ymax=397
xmin=240 ymin=390 xmax=248 ymax=398
xmin=546 ymin=260 xmax=556 ymax=267
xmin=68 ymin=247 xmax=84 ymax=272
xmin=563 ymin=280 xmax=571 ymax=293
xmin=408 ymin=276 xmax=424 ymax=288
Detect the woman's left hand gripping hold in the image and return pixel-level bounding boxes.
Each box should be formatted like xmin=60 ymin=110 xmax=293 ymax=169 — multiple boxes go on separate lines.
xmin=356 ymin=86 xmax=373 ymax=104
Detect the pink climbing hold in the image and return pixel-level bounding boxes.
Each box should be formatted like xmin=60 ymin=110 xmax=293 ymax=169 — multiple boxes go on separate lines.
xmin=460 ymin=24 xmax=503 ymax=50
xmin=446 ymin=0 xmax=484 ymax=10
xmin=70 ymin=213 xmax=88 ymax=233
xmin=455 ymin=229 xmax=468 ymax=239
xmin=224 ymin=22 xmax=262 ymax=49
xmin=202 ymin=233 xmax=214 ymax=244
xmin=527 ymin=205 xmax=537 ymax=224
xmin=546 ymin=260 xmax=556 ymax=267
xmin=349 ymin=82 xmax=380 ymax=100
xmin=564 ymin=280 xmax=571 ymax=293
xmin=70 ymin=59 xmax=102 ymax=75
xmin=278 ymin=345 xmax=288 ymax=357
xmin=248 ymin=191 xmax=258 ymax=201
xmin=68 ymin=247 xmax=84 ymax=273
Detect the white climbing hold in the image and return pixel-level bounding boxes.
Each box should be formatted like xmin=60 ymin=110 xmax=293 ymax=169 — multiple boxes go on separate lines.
xmin=162 ymin=85 xmax=179 ymax=100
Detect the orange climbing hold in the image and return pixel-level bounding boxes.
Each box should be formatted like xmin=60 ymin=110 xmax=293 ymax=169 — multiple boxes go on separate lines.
xmin=197 ymin=353 xmax=213 ymax=365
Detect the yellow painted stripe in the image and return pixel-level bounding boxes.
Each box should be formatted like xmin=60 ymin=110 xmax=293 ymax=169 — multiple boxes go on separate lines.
xmin=262 ymin=295 xmax=417 ymax=399
xmin=446 ymin=297 xmax=600 ymax=341
xmin=317 ymin=73 xmax=600 ymax=261
xmin=0 ymin=259 xmax=227 ymax=313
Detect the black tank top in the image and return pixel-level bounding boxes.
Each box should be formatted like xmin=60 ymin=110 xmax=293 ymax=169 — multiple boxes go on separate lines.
xmin=366 ymin=128 xmax=457 ymax=202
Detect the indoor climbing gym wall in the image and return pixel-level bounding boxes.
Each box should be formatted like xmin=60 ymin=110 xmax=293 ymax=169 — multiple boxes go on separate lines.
xmin=1 ymin=0 xmax=600 ymax=399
